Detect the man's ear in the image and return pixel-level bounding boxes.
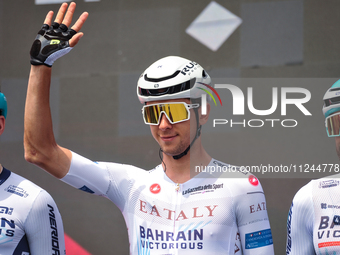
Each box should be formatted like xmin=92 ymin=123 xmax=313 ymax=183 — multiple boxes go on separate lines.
xmin=199 ymin=103 xmax=210 ymax=126
xmin=0 ymin=116 xmax=5 ymax=136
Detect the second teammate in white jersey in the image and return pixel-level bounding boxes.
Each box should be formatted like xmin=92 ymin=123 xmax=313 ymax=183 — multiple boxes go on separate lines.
xmin=24 ymin=3 xmax=275 ymax=254
xmin=286 ymin=80 xmax=340 ymax=254
xmin=0 ymin=92 xmax=66 ymax=254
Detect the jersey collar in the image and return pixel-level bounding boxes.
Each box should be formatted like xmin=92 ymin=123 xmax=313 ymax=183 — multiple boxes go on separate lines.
xmin=0 ymin=167 xmax=11 ymax=186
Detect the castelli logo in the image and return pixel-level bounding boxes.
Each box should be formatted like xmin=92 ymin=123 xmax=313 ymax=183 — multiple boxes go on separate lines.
xmin=248 ymin=175 xmax=259 ymax=186
xmin=150 ymin=184 xmax=161 ymax=194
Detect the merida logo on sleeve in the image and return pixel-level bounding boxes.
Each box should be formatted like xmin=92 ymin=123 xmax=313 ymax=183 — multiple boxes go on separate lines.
xmin=48 ymin=204 xmax=60 ymax=255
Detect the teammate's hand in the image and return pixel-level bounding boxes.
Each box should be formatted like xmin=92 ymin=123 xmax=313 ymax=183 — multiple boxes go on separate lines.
xmin=30 ymin=2 xmax=88 ymax=67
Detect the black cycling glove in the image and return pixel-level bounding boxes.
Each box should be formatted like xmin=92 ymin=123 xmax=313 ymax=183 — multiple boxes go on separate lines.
xmin=30 ymin=22 xmax=77 ymax=67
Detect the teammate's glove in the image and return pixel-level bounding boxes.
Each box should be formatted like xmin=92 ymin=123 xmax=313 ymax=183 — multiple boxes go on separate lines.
xmin=30 ymin=22 xmax=77 ymax=67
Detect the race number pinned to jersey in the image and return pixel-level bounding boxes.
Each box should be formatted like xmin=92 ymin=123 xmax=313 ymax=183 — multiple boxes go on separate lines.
xmin=150 ymin=184 xmax=161 ymax=194
xmin=248 ymin=175 xmax=259 ymax=186
xmin=333 ymin=215 xmax=340 ymax=225
xmin=245 ymin=229 xmax=273 ymax=249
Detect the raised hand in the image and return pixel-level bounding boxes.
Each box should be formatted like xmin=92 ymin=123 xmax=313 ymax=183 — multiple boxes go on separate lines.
xmin=30 ymin=2 xmax=88 ymax=67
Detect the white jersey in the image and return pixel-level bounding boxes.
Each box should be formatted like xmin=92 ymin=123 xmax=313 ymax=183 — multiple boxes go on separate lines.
xmin=0 ymin=167 xmax=66 ymax=255
xmin=286 ymin=174 xmax=340 ymax=254
xmin=62 ymin=152 xmax=274 ymax=255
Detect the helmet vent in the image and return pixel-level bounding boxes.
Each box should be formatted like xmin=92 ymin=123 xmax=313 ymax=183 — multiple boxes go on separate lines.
xmin=324 ymin=96 xmax=340 ymax=107
xmin=139 ymin=78 xmax=196 ymax=97
xmin=330 ymin=88 xmax=340 ymax=92
xmin=144 ymin=70 xmax=181 ymax=83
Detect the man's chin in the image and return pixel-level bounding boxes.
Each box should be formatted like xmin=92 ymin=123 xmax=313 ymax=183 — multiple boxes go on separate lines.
xmin=161 ymin=146 xmax=186 ymax=158
xmin=162 ymin=150 xmax=180 ymax=157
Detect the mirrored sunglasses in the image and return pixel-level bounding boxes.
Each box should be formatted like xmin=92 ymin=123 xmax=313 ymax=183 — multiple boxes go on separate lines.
xmin=142 ymin=102 xmax=199 ymax=125
xmin=326 ymin=112 xmax=340 ymax=137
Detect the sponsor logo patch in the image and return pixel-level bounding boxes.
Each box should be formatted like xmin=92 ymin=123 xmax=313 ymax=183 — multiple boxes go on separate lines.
xmin=248 ymin=175 xmax=259 ymax=186
xmin=150 ymin=184 xmax=161 ymax=194
xmin=319 ymin=180 xmax=339 ymax=189
xmin=245 ymin=229 xmax=273 ymax=249
xmin=5 ymin=185 xmax=28 ymax=198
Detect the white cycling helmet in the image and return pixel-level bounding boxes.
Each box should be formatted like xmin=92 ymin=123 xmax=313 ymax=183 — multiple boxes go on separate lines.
xmin=323 ymin=80 xmax=340 ymax=118
xmin=137 ymin=56 xmax=212 ymax=104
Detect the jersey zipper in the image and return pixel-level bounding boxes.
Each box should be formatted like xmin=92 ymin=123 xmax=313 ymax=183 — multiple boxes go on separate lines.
xmin=172 ymin=183 xmax=181 ymax=255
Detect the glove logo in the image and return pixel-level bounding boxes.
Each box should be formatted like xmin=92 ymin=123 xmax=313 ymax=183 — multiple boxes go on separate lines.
xmin=30 ymin=22 xmax=76 ymax=67
xmin=50 ymin=39 xmax=60 ymax=45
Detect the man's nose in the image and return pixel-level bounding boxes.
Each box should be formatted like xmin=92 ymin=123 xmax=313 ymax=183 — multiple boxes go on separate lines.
xmin=158 ymin=113 xmax=172 ymax=129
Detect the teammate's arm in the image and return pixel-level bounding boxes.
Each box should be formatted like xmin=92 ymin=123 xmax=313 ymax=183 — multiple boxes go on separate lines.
xmin=236 ymin=178 xmax=275 ymax=255
xmin=25 ymin=190 xmax=66 ymax=254
xmin=24 ymin=2 xmax=88 ymax=179
xmin=286 ymin=184 xmax=315 ymax=255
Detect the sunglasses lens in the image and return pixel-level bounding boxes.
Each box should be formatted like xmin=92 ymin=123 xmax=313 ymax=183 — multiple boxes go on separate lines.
xmin=143 ymin=105 xmax=161 ymax=124
xmin=143 ymin=103 xmax=189 ymax=124
xmin=326 ymin=113 xmax=340 ymax=136
xmin=166 ymin=104 xmax=189 ymax=123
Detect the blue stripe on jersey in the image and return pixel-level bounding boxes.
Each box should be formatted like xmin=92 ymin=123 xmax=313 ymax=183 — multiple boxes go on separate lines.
xmin=13 ymin=234 xmax=30 ymax=255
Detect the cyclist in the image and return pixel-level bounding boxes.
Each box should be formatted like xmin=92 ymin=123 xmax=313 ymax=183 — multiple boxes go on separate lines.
xmin=24 ymin=2 xmax=274 ymax=254
xmin=0 ymin=92 xmax=65 ymax=254
xmin=286 ymin=80 xmax=340 ymax=254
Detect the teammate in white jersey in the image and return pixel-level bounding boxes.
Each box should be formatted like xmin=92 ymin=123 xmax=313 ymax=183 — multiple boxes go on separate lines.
xmin=0 ymin=92 xmax=66 ymax=254
xmin=24 ymin=3 xmax=274 ymax=254
xmin=286 ymin=80 xmax=340 ymax=254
